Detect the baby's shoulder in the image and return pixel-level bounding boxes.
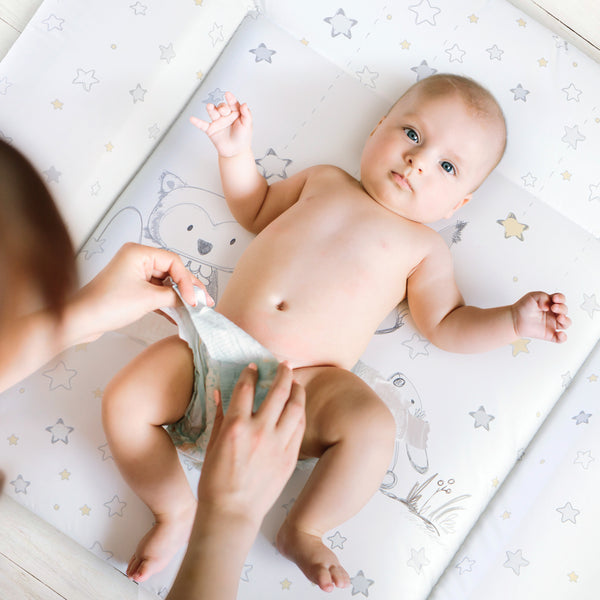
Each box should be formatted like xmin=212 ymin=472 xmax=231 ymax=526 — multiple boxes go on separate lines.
xmin=305 ymin=164 xmax=353 ymax=182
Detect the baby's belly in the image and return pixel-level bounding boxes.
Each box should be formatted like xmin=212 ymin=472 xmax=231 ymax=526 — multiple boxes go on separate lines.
xmin=216 ymin=281 xmax=382 ymax=370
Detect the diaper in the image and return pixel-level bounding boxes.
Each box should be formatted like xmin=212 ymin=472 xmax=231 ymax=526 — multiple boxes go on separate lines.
xmin=164 ymin=284 xmax=279 ymax=465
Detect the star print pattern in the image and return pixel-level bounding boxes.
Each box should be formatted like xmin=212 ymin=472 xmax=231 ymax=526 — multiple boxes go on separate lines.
xmin=1 ymin=3 xmax=599 ymax=599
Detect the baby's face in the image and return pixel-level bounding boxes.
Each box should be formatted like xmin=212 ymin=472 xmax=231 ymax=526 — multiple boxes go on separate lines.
xmin=360 ymin=89 xmax=501 ymax=223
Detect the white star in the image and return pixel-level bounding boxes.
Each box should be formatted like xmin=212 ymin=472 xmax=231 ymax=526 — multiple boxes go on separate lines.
xmin=407 ymin=547 xmax=430 ymax=574
xmin=82 ymin=236 xmax=105 ymax=259
xmin=10 ymin=474 xmax=30 ymax=494
xmin=521 ymin=172 xmax=537 ymax=187
xmin=130 ymin=2 xmax=147 ymax=16
xmin=486 ymin=44 xmax=504 ymax=60
xmin=350 ymin=570 xmax=374 ymax=596
xmin=90 ymin=181 xmax=101 ymax=196
xmin=0 ymin=77 xmax=11 ymax=95
xmin=43 ymin=361 xmax=77 ymax=390
xmin=561 ymin=371 xmax=572 ymax=388
xmin=46 ymin=418 xmax=74 ymax=444
xmin=104 ymin=495 xmax=126 ymax=517
xmin=323 ymin=8 xmax=358 ymax=39
xmin=255 ymin=148 xmax=292 ymax=179
xmin=130 ymin=83 xmax=147 ymax=103
xmin=240 ymin=563 xmax=253 ymax=582
xmin=98 ymin=443 xmax=113 ymax=461
xmin=510 ymin=84 xmax=530 ymax=102
xmin=411 ymin=60 xmax=437 ymax=81
xmin=562 ymin=83 xmax=582 ymax=102
xmin=402 ymin=333 xmax=430 ymax=359
xmin=574 ymin=450 xmax=594 ymax=470
xmin=204 ymin=88 xmax=227 ymax=106
xmin=572 ymin=410 xmax=592 ymax=425
xmin=556 ymin=502 xmax=580 ymax=524
xmin=209 ymin=23 xmax=224 ymax=46
xmin=581 ymin=293 xmax=600 ymax=318
xmin=42 ymin=14 xmax=65 ymax=31
xmin=469 ymin=406 xmax=495 ymax=430
xmin=148 ymin=124 xmax=161 ymax=139
xmin=503 ymin=549 xmax=529 ymax=575
xmin=328 ymin=531 xmax=347 ymax=549
xmin=562 ymin=124 xmax=585 ymax=149
xmin=89 ymin=541 xmax=113 ymax=561
xmin=589 ymin=183 xmax=600 ymax=202
xmin=456 ymin=556 xmax=475 ymax=574
xmin=445 ymin=43 xmax=465 ymax=63
xmin=73 ymin=68 xmax=99 ymax=92
xmin=159 ymin=43 xmax=176 ymax=64
xmin=356 ymin=66 xmax=379 ymax=88
xmin=409 ymin=0 xmax=441 ymax=26
xmin=249 ymin=43 xmax=276 ymax=63
xmin=43 ymin=166 xmax=62 ymax=184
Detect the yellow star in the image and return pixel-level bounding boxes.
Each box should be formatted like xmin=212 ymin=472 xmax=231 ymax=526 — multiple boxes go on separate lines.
xmin=501 ymin=511 xmax=511 ymax=520
xmin=281 ymin=578 xmax=292 ymax=590
xmin=59 ymin=469 xmax=71 ymax=481
xmin=538 ymin=57 xmax=548 ymax=67
xmin=196 ymin=71 xmax=204 ymax=80
xmin=400 ymin=40 xmax=411 ymax=50
xmin=80 ymin=504 xmax=91 ymax=516
xmin=561 ymin=170 xmax=572 ymax=181
xmin=511 ymin=338 xmax=530 ymax=356
xmin=468 ymin=14 xmax=479 ymax=23
xmin=497 ymin=212 xmax=529 ymax=241
xmin=517 ymin=18 xmax=527 ymax=27
xmin=74 ymin=343 xmax=88 ymax=352
xmin=194 ymin=0 xmax=203 ymax=5
xmin=111 ymin=43 xmax=117 ymax=50
xmin=92 ymin=388 xmax=103 ymax=399
xmin=53 ymin=504 xmax=60 ymax=511
xmin=105 ymin=142 xmax=114 ymax=152
xmin=51 ymin=99 xmax=64 ymax=110
xmin=7 ymin=434 xmax=18 ymax=446
xmin=491 ymin=477 xmax=499 ymax=488
xmin=588 ymin=374 xmax=598 ymax=382
xmin=386 ymin=14 xmax=392 ymax=21
xmin=300 ymin=38 xmax=309 ymax=46
xmin=567 ymin=571 xmax=579 ymax=583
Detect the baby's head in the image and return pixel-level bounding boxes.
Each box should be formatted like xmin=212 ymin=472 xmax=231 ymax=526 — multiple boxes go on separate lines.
xmin=360 ymin=74 xmax=506 ymax=223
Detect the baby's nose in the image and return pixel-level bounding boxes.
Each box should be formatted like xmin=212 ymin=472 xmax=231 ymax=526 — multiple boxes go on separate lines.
xmin=407 ymin=156 xmax=423 ymax=174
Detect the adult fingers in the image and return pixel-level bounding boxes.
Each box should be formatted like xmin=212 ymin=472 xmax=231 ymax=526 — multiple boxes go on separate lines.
xmin=205 ymin=389 xmax=224 ymax=456
xmin=226 ymin=364 xmax=258 ymax=421
xmin=256 ymin=362 xmax=294 ymax=427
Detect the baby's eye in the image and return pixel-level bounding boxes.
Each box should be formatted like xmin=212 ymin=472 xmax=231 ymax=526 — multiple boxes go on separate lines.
xmin=404 ymin=128 xmax=419 ymax=143
xmin=441 ymin=161 xmax=456 ymax=175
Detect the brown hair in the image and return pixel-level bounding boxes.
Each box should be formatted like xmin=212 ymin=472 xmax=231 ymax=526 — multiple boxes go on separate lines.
xmin=0 ymin=139 xmax=76 ymax=328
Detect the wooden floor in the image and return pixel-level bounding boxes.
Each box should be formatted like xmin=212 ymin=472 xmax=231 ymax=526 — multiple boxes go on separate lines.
xmin=0 ymin=0 xmax=598 ymax=598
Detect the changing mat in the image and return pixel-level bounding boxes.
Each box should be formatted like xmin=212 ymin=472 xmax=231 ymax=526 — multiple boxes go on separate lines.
xmin=1 ymin=1 xmax=600 ymax=598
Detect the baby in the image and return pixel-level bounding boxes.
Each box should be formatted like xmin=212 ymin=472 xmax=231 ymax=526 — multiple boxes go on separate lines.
xmin=103 ymin=74 xmax=571 ymax=592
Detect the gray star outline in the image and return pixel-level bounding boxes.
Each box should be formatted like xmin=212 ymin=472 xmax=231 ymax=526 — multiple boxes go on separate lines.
xmin=255 ymin=148 xmax=292 ymax=180
xmin=324 ymin=8 xmax=358 ymax=39
xmin=46 ymin=418 xmax=74 ymax=444
xmin=504 ymin=549 xmax=529 ymax=575
xmin=249 ymin=43 xmax=276 ymax=63
xmin=469 ymin=406 xmax=495 ymax=430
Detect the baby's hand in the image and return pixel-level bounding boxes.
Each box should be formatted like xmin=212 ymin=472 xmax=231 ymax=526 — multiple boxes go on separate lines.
xmin=190 ymin=91 xmax=252 ymax=158
xmin=511 ymin=292 xmax=571 ymax=343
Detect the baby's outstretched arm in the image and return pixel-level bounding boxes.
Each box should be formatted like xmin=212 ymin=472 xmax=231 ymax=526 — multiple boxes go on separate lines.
xmin=191 ymin=91 xmax=312 ymax=234
xmin=407 ymin=236 xmax=571 ymax=353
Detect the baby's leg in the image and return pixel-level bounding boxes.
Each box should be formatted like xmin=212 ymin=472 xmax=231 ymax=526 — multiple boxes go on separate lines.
xmin=102 ymin=335 xmax=195 ymax=582
xmin=276 ymin=366 xmax=396 ymax=592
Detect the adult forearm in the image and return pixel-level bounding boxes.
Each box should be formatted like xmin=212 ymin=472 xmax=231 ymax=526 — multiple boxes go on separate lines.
xmin=219 ymin=149 xmax=268 ymax=231
xmin=428 ymin=304 xmax=517 ymax=354
xmin=167 ymin=508 xmax=260 ymax=600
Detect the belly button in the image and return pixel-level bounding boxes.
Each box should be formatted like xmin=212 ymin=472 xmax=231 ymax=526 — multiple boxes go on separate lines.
xmin=276 ymin=301 xmax=288 ymax=311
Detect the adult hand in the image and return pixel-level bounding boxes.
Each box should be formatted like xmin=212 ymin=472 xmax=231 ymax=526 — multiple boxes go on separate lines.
xmin=167 ymin=362 xmax=305 ymax=600
xmin=198 ymin=362 xmax=306 ymax=526
xmin=69 ymin=242 xmax=213 ymax=344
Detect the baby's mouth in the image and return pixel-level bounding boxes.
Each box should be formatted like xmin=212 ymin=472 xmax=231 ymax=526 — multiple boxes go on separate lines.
xmin=391 ymin=171 xmax=413 ymax=191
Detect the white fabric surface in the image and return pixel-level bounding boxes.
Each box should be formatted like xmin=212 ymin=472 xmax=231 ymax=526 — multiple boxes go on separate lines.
xmin=0 ymin=1 xmax=599 ymax=599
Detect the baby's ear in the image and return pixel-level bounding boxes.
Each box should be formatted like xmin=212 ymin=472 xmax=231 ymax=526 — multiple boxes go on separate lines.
xmin=369 ymin=116 xmax=386 ymax=137
xmin=445 ymin=194 xmax=471 ymax=218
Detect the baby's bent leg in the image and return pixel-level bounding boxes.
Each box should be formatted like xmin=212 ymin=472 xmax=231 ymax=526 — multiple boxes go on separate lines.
xmin=276 ymin=366 xmax=396 ymax=592
xmin=102 ymin=335 xmax=196 ymax=582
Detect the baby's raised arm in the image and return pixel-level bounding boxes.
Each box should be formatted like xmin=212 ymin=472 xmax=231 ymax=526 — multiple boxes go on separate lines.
xmin=407 ymin=235 xmax=571 ymax=353
xmin=191 ymin=91 xmax=311 ymax=234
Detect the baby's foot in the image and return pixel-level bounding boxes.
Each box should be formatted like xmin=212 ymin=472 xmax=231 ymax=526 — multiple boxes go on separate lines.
xmin=276 ymin=523 xmax=351 ymax=592
xmin=127 ymin=501 xmax=197 ymax=583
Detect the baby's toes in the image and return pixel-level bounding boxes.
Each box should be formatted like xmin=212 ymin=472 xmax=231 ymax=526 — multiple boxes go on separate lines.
xmin=315 ymin=565 xmax=335 ymax=592
xmin=331 ymin=564 xmax=351 ymax=588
